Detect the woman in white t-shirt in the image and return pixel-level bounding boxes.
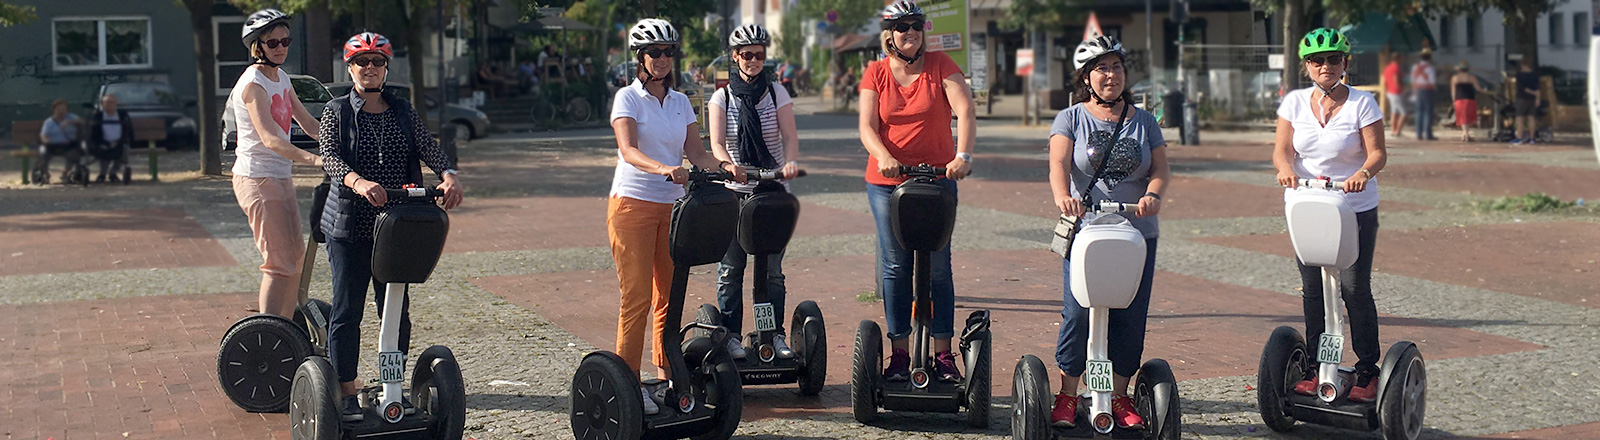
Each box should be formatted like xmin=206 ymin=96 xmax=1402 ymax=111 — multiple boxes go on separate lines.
xmin=1272 ymin=28 xmax=1388 ymax=403
xmin=228 ymin=9 xmax=323 ymax=319
xmin=706 ymin=24 xmax=801 ymax=362
xmin=608 ymin=18 xmax=742 ymax=415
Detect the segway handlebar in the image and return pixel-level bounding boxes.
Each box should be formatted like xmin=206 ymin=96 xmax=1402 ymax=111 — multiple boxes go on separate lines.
xmin=896 ymin=165 xmax=947 ymax=178
xmin=384 ymin=187 xmax=446 ymax=199
xmin=1087 ymin=200 xmax=1137 ymax=213
xmin=664 ymin=168 xmax=808 ymax=182
xmin=1296 ymin=178 xmax=1347 ymax=191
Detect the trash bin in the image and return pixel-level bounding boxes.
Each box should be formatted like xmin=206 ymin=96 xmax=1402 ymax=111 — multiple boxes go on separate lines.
xmin=1162 ymin=90 xmax=1183 ymax=128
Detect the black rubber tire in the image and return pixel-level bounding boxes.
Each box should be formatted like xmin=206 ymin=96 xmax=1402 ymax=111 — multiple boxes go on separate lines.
xmin=1011 ymin=355 xmax=1052 ymax=440
xmin=530 ymin=101 xmax=556 ymax=125
xmin=1135 ymin=359 xmax=1181 ymax=440
xmin=1257 ymin=326 xmax=1306 ymax=432
xmin=72 ymin=164 xmax=88 ymax=187
xmin=413 ymin=345 xmax=467 ymax=440
xmin=852 ymin=320 xmax=882 ymax=424
xmin=792 ymin=300 xmax=827 ymax=396
xmin=1380 ymin=344 xmax=1426 ymax=440
xmin=693 ymin=303 xmax=721 ymax=340
xmin=449 ymin=121 xmax=472 ymax=144
xmin=218 ymin=315 xmax=314 ymax=412
xmin=570 ymin=352 xmax=644 ymax=440
xmin=567 ymin=97 xmax=593 ymax=124
xmin=965 ymin=330 xmax=992 ymax=429
xmin=690 ymin=353 xmax=744 ymax=440
xmin=289 ymin=356 xmax=339 ymax=440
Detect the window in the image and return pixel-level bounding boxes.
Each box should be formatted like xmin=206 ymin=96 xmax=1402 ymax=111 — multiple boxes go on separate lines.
xmin=1466 ymin=14 xmax=1480 ymax=49
xmin=52 ymin=16 xmax=151 ymax=70
xmin=1438 ymin=16 xmax=1453 ymax=48
xmin=1576 ymin=13 xmax=1589 ymax=46
xmin=1549 ymin=13 xmax=1563 ymax=45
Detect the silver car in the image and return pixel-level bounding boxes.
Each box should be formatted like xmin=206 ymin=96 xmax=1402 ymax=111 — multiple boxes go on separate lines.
xmin=324 ymin=82 xmax=491 ymax=144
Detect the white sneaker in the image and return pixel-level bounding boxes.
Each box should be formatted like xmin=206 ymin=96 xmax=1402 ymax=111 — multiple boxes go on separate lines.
xmin=640 ymin=386 xmax=659 ymax=415
xmin=725 ymin=336 xmax=747 ymax=359
xmin=772 ymin=334 xmax=796 ymax=359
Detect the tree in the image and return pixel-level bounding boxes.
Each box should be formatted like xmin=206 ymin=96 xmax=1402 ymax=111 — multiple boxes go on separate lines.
xmin=0 ymin=1 xmax=36 ymax=26
xmin=179 ymin=0 xmax=224 ymax=175
xmin=792 ymin=0 xmax=881 ymax=90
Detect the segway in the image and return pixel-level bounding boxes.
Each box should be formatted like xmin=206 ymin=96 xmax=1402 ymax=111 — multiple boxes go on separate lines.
xmin=569 ymin=169 xmax=744 ymax=440
xmin=218 ymin=182 xmax=335 ymax=412
xmin=1011 ymin=201 xmax=1180 ymax=439
xmin=692 ymin=169 xmax=828 ymax=395
xmin=852 ymin=165 xmax=992 ymax=429
xmin=288 ymin=186 xmax=466 ymax=440
xmin=1256 ymin=178 xmax=1426 ymax=440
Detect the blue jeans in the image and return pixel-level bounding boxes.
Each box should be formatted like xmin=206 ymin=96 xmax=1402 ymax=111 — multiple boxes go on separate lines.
xmin=1414 ymin=88 xmax=1435 ymax=139
xmin=866 ymin=180 xmax=958 ymax=341
xmin=1299 ymin=208 xmax=1380 ymax=376
xmin=715 ymin=238 xmax=787 ymax=336
xmin=327 ymin=238 xmax=411 ymax=384
xmin=1056 ymin=238 xmax=1157 ymax=378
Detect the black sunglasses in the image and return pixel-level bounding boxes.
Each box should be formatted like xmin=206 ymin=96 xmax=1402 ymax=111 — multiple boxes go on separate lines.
xmin=890 ymin=20 xmax=926 ymax=33
xmin=1305 ymin=54 xmax=1346 ymax=66
xmin=736 ymin=51 xmax=766 ymax=61
xmin=260 ymin=37 xmax=292 ymax=49
xmin=351 ymin=57 xmax=388 ymax=67
xmin=641 ymin=47 xmax=681 ymax=58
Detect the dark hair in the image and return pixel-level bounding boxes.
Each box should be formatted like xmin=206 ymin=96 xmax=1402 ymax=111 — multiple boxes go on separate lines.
xmin=1071 ymin=54 xmax=1134 ymax=105
xmin=634 ymin=52 xmax=677 ymax=89
xmin=1521 ymin=57 xmax=1535 ymax=69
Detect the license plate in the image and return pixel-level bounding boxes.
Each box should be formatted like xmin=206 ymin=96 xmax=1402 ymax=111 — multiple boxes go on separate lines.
xmin=1317 ymin=334 xmax=1344 ymax=365
xmin=752 ymin=303 xmax=777 ymax=332
xmin=1085 ymin=360 xmax=1114 ymax=393
xmin=379 ymin=351 xmax=405 ymax=384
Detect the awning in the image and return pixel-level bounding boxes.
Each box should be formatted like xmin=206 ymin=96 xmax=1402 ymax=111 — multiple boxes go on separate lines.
xmin=831 ymin=33 xmax=878 ymax=53
xmin=1339 ymin=12 xmax=1435 ymax=54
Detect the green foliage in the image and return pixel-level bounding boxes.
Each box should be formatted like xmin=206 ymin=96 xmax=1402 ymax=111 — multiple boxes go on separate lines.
xmin=1001 ymin=0 xmax=1090 ymax=32
xmin=1473 ymin=193 xmax=1577 ymax=213
xmin=776 ymin=9 xmax=804 ymax=60
xmin=681 ymin=21 xmax=721 ymax=68
xmin=0 ymin=1 xmax=36 ymax=27
xmin=793 ymin=0 xmax=879 ymax=35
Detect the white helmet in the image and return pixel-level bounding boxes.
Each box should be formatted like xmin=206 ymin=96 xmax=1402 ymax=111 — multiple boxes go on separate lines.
xmin=1073 ymin=35 xmax=1126 ymax=70
xmin=628 ymin=18 xmax=681 ymax=50
xmin=241 ymin=9 xmax=291 ymax=46
xmin=728 ymin=24 xmax=770 ymax=48
xmin=879 ymin=0 xmax=925 ymax=25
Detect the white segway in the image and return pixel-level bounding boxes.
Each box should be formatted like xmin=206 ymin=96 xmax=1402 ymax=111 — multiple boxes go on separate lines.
xmin=289 ymin=186 xmax=466 ymax=440
xmin=1012 ymin=201 xmax=1180 ymax=439
xmin=1256 ymin=178 xmax=1426 ymax=440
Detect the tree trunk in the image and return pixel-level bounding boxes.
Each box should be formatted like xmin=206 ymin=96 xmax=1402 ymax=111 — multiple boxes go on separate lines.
xmin=1280 ymin=0 xmax=1299 ymax=97
xmin=304 ymin=2 xmax=334 ymax=82
xmin=402 ymin=1 xmax=429 ymax=128
xmin=186 ymin=0 xmax=221 ymax=176
xmin=1511 ymin=5 xmax=1540 ymax=68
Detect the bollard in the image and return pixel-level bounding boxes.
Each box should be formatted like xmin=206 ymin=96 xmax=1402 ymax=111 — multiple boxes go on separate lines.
xmin=148 ymin=140 xmax=160 ymax=181
xmin=20 ymin=155 xmax=30 ymax=184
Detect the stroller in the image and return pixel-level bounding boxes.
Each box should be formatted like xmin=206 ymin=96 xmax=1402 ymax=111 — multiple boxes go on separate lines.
xmin=32 ymin=140 xmax=90 ymax=186
xmin=1491 ymin=100 xmax=1555 ymax=143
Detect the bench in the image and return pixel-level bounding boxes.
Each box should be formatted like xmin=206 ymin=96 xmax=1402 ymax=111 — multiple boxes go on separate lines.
xmin=130 ymin=118 xmax=166 ymax=181
xmin=11 ymin=120 xmax=41 ymax=184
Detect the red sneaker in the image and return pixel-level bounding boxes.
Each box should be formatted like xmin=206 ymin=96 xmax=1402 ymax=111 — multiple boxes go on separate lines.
xmin=1348 ymin=373 xmax=1378 ymax=403
xmin=1110 ymin=394 xmax=1145 ymax=429
xmin=1050 ymin=393 xmax=1079 ymax=427
xmin=1293 ymin=375 xmax=1317 ymax=396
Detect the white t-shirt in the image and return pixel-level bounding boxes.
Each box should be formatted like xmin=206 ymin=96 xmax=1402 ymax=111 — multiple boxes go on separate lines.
xmin=710 ymin=82 xmax=792 ymax=193
xmin=1277 ymin=86 xmax=1383 ymax=212
xmin=229 ymin=67 xmax=297 ymax=178
xmin=610 ymin=80 xmax=697 ymax=204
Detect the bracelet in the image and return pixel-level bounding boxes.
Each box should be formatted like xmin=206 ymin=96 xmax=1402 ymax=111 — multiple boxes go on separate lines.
xmin=1144 ymin=192 xmax=1161 ymax=200
xmin=718 ymin=161 xmax=732 ymax=171
xmin=1359 ymin=169 xmax=1373 ymax=179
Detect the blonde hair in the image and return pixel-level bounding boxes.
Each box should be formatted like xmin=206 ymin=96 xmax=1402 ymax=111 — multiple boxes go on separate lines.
xmin=880 ymin=30 xmax=895 ymax=58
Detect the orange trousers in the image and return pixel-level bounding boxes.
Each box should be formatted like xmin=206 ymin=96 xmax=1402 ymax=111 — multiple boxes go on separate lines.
xmin=607 ymin=196 xmax=675 ymax=373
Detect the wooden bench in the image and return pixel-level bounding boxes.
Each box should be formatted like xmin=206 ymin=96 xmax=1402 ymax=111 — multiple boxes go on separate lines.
xmin=130 ymin=118 xmax=166 ymax=181
xmin=11 ymin=120 xmax=41 ymax=184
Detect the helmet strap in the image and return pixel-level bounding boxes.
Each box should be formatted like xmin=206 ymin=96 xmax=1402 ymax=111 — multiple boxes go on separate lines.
xmin=251 ymin=58 xmax=281 ymax=68
xmin=355 ymin=70 xmax=387 ymax=94
xmin=891 ymin=45 xmax=923 ymax=64
xmin=1088 ymin=88 xmax=1122 ymax=107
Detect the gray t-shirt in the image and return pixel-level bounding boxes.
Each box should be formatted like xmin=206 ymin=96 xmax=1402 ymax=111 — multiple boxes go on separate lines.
xmin=1050 ymin=104 xmax=1166 ymax=238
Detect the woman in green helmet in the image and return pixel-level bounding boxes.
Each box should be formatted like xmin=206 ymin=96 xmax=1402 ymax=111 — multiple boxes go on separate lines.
xmin=1271 ymin=27 xmax=1389 ymax=402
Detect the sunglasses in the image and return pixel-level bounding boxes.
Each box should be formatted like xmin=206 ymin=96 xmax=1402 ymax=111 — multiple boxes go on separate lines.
xmin=891 ymin=20 xmax=926 ymax=33
xmin=736 ymin=51 xmax=766 ymax=61
xmin=259 ymin=37 xmax=292 ymax=49
xmin=351 ymin=57 xmax=388 ymax=67
xmin=1305 ymin=54 xmax=1346 ymax=66
xmin=641 ymin=47 xmax=681 ymax=58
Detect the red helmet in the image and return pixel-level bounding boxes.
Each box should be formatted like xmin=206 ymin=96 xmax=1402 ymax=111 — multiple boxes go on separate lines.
xmin=343 ymin=32 xmax=392 ymax=63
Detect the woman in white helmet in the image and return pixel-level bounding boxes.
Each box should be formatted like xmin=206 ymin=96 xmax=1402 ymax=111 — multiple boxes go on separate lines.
xmin=1046 ymin=34 xmax=1170 ymax=430
xmin=228 ymin=8 xmax=323 ymax=321
xmin=606 ymin=17 xmax=743 ymax=416
xmin=707 ymin=23 xmax=801 ymax=361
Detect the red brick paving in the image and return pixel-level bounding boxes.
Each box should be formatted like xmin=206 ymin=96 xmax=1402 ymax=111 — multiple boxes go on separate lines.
xmin=473 ymin=249 xmax=1538 ymax=418
xmin=1382 ymin=161 xmax=1600 ymax=201
xmin=0 ymin=208 xmax=237 ymax=277
xmin=0 ymin=292 xmax=288 ymax=439
xmin=1199 ymin=222 xmax=1600 ymax=309
xmin=1392 ymin=137 xmax=1594 ymax=155
xmin=1478 ymin=421 xmax=1600 ymax=439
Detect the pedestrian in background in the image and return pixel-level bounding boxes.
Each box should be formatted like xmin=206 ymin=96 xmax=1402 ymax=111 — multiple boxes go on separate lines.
xmin=1382 ymin=53 xmax=1408 ymax=138
xmin=1409 ymin=48 xmax=1437 ymax=140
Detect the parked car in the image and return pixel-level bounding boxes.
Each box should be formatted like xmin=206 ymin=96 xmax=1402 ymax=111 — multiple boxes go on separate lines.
xmin=324 ymin=82 xmax=491 ymax=143
xmin=94 ymin=82 xmax=197 ymax=150
xmin=222 ymin=74 xmax=331 ymax=151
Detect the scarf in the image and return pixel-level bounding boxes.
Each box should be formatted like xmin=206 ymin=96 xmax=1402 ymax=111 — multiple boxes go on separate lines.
xmin=727 ymin=65 xmax=777 ymax=169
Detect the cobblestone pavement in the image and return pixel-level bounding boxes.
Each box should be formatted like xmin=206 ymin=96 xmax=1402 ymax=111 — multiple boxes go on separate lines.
xmin=2 ymin=110 xmax=1599 ymax=440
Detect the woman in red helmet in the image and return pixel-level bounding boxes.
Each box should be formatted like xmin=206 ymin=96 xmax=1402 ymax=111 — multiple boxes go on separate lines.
xmin=317 ymin=32 xmax=464 ymax=421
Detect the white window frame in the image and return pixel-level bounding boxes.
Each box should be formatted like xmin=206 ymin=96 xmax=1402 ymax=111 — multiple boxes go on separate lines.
xmin=51 ymin=15 xmax=153 ymax=71
xmin=213 ymin=15 xmax=249 ymax=96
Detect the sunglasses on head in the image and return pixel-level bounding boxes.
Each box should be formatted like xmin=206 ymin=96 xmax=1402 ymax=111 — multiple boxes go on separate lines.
xmin=736 ymin=50 xmax=766 ymax=61
xmin=642 ymin=47 xmax=681 ymax=58
xmin=1305 ymin=54 xmax=1346 ymax=66
xmin=891 ymin=20 xmax=926 ymax=33
xmin=259 ymin=37 xmax=292 ymax=49
xmin=350 ymin=57 xmax=388 ymax=67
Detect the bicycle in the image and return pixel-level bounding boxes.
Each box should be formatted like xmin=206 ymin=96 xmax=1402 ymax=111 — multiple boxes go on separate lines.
xmin=528 ymin=84 xmax=594 ymax=128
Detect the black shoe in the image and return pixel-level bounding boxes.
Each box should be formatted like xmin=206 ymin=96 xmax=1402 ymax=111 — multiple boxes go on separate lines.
xmin=341 ymin=395 xmax=364 ymax=421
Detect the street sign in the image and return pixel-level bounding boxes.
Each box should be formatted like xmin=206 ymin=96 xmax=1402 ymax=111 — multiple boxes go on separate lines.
xmin=1016 ymin=48 xmax=1034 ymax=77
xmin=826 ymin=10 xmax=838 ymax=24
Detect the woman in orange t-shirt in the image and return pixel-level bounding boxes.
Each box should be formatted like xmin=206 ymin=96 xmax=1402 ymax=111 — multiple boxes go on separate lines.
xmin=856 ymin=0 xmax=977 ymax=383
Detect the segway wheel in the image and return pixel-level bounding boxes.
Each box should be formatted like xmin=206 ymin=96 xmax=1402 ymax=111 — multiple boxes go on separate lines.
xmin=1010 ymin=355 xmax=1051 ymax=440
xmin=1256 ymin=326 xmax=1306 ymax=432
xmin=74 ymin=165 xmax=88 ymax=187
xmin=1135 ymin=359 xmax=1181 ymax=440
xmin=791 ymin=300 xmax=827 ymax=396
xmin=571 ymin=351 xmax=643 ymax=440
xmin=1379 ymin=343 xmax=1426 ymax=440
xmin=289 ymin=356 xmax=340 ymax=440
xmin=413 ymin=345 xmax=467 ymax=440
xmin=964 ymin=329 xmax=991 ymax=429
xmin=688 ymin=345 xmax=743 ymax=440
xmin=692 ymin=303 xmax=721 ymax=340
xmin=851 ymin=320 xmax=882 ymax=423
xmin=218 ymin=315 xmax=314 ymax=412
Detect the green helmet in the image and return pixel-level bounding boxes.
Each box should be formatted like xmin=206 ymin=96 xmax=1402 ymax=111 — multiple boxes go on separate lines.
xmin=1299 ymin=28 xmax=1351 ymax=59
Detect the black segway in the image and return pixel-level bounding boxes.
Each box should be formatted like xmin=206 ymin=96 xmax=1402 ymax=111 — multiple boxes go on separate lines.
xmin=218 ymin=182 xmax=335 ymax=412
xmin=1011 ymin=201 xmax=1180 ymax=439
xmin=288 ymin=186 xmax=466 ymax=440
xmin=852 ymin=165 xmax=992 ymax=429
xmin=1256 ymin=178 xmax=1426 ymax=440
xmin=569 ymin=169 xmax=744 ymax=440
xmin=692 ymin=169 xmax=828 ymax=395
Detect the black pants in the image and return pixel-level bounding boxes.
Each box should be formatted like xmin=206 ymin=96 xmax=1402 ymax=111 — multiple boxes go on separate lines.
xmin=328 ymin=237 xmax=411 ymax=384
xmin=1298 ymin=208 xmax=1380 ymax=376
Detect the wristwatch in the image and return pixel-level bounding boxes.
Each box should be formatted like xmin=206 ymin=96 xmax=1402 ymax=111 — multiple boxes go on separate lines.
xmin=955 ymin=152 xmax=973 ymax=163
